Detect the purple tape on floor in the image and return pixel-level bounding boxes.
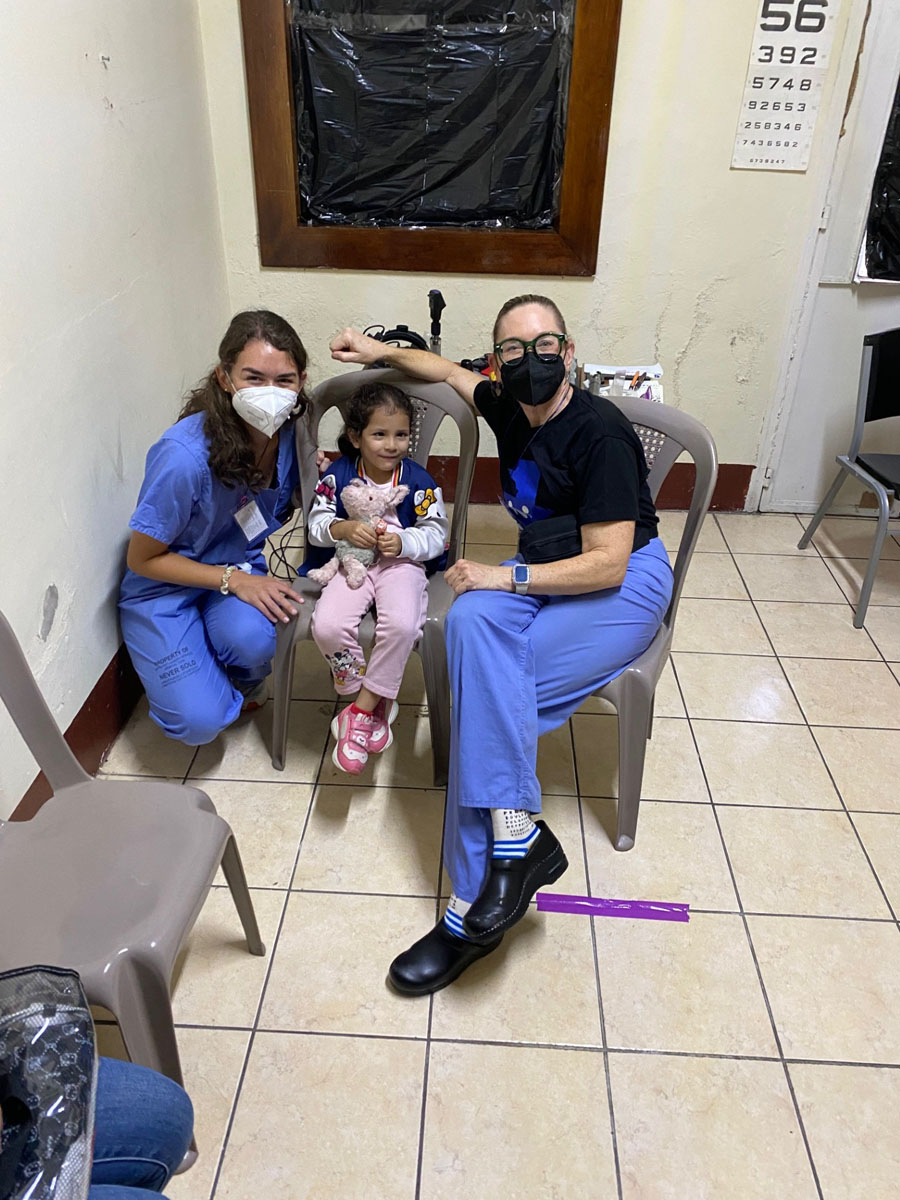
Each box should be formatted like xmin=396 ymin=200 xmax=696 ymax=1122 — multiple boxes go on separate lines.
xmin=536 ymin=892 xmax=690 ymax=922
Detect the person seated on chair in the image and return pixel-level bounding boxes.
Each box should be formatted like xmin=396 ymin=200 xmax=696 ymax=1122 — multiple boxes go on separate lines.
xmin=330 ymin=294 xmax=673 ymax=995
xmin=120 ymin=310 xmax=310 ymax=746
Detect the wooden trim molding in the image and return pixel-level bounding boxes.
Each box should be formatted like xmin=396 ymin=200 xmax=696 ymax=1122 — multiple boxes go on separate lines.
xmin=239 ymin=0 xmax=623 ymax=275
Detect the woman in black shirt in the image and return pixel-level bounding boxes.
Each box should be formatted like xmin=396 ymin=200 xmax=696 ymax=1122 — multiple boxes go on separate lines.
xmin=330 ymin=294 xmax=673 ymax=994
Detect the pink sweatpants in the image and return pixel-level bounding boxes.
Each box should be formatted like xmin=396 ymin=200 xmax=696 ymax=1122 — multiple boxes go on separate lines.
xmin=310 ymin=558 xmax=429 ymax=699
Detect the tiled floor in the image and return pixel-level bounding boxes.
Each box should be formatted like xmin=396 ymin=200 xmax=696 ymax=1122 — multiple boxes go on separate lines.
xmin=97 ymin=507 xmax=900 ymax=1199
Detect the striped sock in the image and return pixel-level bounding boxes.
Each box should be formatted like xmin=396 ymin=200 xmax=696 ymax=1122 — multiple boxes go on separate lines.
xmin=442 ymin=893 xmax=472 ymax=941
xmin=491 ymin=809 xmax=539 ymax=859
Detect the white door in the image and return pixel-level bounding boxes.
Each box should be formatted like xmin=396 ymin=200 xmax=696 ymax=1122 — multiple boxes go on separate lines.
xmin=760 ymin=0 xmax=900 ymax=513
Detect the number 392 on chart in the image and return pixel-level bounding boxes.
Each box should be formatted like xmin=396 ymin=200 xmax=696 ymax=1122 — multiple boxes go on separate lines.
xmin=732 ymin=0 xmax=842 ymax=171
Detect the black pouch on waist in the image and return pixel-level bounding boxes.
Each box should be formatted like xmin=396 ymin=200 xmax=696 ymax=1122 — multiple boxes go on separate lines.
xmin=517 ymin=514 xmax=582 ymax=564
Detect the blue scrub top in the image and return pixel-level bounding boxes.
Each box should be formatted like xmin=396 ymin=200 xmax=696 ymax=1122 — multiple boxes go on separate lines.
xmin=120 ymin=413 xmax=299 ymax=606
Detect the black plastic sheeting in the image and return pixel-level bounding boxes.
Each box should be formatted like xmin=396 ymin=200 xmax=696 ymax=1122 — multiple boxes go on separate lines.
xmin=289 ymin=2 xmax=575 ymax=227
xmin=865 ymin=73 xmax=900 ymax=280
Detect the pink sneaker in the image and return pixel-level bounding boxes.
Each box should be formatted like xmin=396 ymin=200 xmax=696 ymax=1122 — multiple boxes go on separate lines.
xmin=330 ymin=705 xmax=376 ymax=775
xmin=367 ymin=697 xmax=400 ymax=754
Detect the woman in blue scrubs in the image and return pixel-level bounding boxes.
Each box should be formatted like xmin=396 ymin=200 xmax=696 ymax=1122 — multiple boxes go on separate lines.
xmin=119 ymin=310 xmax=308 ymax=746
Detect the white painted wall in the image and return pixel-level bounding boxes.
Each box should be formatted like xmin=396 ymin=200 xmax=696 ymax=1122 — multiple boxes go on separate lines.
xmin=197 ymin=0 xmax=859 ymax=465
xmin=0 ymin=3 xmax=230 ymax=814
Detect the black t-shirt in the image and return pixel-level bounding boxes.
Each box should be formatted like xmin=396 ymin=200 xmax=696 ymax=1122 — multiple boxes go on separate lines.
xmin=474 ymin=382 xmax=659 ymax=553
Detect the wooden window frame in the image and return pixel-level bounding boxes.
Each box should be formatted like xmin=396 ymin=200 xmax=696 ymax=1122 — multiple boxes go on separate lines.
xmin=239 ymin=0 xmax=623 ymax=276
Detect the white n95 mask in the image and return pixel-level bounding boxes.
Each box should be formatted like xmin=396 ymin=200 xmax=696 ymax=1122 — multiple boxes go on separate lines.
xmin=231 ymin=385 xmax=298 ymax=437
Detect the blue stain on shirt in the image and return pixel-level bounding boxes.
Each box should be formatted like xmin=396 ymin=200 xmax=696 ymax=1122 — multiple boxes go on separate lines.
xmin=503 ymin=457 xmax=554 ymax=527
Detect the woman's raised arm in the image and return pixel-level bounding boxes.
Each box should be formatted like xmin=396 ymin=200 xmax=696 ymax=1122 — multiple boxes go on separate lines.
xmin=329 ymin=328 xmax=480 ymax=408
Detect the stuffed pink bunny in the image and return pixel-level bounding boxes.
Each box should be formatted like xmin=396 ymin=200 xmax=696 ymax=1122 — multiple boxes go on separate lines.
xmin=307 ymin=479 xmax=409 ymax=589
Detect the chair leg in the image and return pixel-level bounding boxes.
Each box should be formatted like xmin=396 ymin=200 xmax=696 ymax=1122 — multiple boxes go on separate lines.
xmin=798 ymin=466 xmax=847 ymax=548
xmin=854 ymin=486 xmax=892 ymax=629
xmin=220 ymin=836 xmax=266 ymax=956
xmin=647 ymin=694 xmax=655 ymax=741
xmin=419 ymin=627 xmax=451 ymax=788
xmin=107 ymin=957 xmax=185 ymax=1087
xmin=614 ymin=676 xmax=655 ymax=852
xmin=270 ymin=624 xmax=296 ymax=771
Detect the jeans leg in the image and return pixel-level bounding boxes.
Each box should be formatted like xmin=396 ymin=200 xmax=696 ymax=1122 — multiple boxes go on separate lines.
xmin=90 ymin=1058 xmax=193 ymax=1192
xmin=89 ymin=1188 xmax=172 ymax=1199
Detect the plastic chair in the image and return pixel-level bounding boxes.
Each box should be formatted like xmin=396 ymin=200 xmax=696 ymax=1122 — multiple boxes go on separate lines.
xmin=798 ymin=327 xmax=900 ymax=627
xmin=0 ymin=609 xmax=265 ymax=1105
xmin=271 ymin=367 xmax=479 ymax=786
xmin=589 ymin=393 xmax=718 ymax=850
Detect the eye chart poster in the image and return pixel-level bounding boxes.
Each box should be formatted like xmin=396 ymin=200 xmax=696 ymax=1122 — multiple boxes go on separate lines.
xmin=732 ymin=0 xmax=842 ymax=171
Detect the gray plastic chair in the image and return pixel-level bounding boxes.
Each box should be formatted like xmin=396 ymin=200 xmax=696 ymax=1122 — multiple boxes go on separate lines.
xmin=0 ymin=609 xmax=264 ymax=1113
xmin=271 ymin=368 xmax=479 ymax=786
xmin=595 ymin=393 xmax=718 ymax=849
xmin=798 ymin=327 xmax=900 ymax=628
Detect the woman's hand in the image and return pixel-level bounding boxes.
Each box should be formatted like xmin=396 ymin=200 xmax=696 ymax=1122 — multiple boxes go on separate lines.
xmin=329 ymin=328 xmax=386 ymax=366
xmin=315 ymin=448 xmax=329 ymax=474
xmin=444 ymin=558 xmax=510 ymax=595
xmin=377 ymin=531 xmax=403 ymax=558
xmin=331 ymin=519 xmax=377 ymax=549
xmin=227 ymin=571 xmax=305 ymax=624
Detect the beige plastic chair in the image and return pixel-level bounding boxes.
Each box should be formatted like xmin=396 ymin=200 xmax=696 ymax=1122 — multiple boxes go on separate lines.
xmin=0 ymin=609 xmax=264 ymax=1104
xmin=596 ymin=393 xmax=718 ymax=850
xmin=270 ymin=368 xmax=479 ymax=786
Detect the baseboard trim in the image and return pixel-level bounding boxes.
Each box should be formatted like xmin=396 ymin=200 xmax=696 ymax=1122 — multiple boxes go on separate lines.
xmin=11 ymin=644 xmax=143 ymax=822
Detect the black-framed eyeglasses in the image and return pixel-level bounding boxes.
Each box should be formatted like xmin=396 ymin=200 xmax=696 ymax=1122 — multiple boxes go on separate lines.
xmin=494 ymin=333 xmax=567 ymax=365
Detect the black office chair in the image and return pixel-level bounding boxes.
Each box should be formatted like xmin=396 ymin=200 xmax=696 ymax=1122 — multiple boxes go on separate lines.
xmin=799 ymin=326 xmax=900 ymax=627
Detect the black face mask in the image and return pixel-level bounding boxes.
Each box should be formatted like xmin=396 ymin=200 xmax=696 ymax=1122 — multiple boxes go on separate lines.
xmin=500 ymin=352 xmax=566 ymax=407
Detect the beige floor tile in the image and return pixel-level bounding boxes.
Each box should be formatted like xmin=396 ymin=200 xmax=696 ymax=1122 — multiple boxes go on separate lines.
xmin=672 ymin=598 xmax=773 ymax=655
xmin=259 ymin=892 xmax=432 ymax=1037
xmin=864 ymin=605 xmax=900 ymax=660
xmin=463 ymin=540 xmax=516 ymax=565
xmin=431 ymin=906 xmax=602 ymax=1047
xmin=815 ymin=726 xmax=900 ymax=812
xmin=576 ymin=657 xmax=685 ymax=717
xmin=293 ymin=784 xmax=443 ymax=895
xmin=671 ymin=552 xmax=749 ymax=600
xmin=673 ymin=652 xmax=804 ymax=723
xmin=536 ymin=720 xmax=577 ymax=794
xmin=756 ymin=601 xmax=879 ymax=659
xmin=734 ymin=554 xmax=848 ymax=603
xmin=781 ymin=657 xmax=900 ymax=728
xmin=582 ymin=798 xmax=738 ymax=910
xmin=189 ymin=701 xmax=333 ymax=783
xmin=420 ymin=1043 xmax=616 ymax=1199
xmin=215 ymin=1031 xmax=425 ymax=1200
xmin=572 ymin=713 xmax=708 ymax=801
xmin=465 ymin=503 xmax=521 ymax=544
xmin=657 ymin=509 xmax=727 ymax=553
xmin=748 ymin=915 xmax=900 ymax=1062
xmin=850 ymin=813 xmax=900 ymax=913
xmin=790 ymin=1063 xmax=900 ymax=1200
xmin=318 ymin=703 xmax=437 ymax=788
xmin=804 ymin=515 xmax=900 ymax=560
xmin=288 ymin=640 xmax=340 ymax=700
xmin=610 ymin=1054 xmax=818 ymax=1200
xmin=717 ymin=807 xmax=889 ymax=918
xmin=596 ymin=912 xmax=777 ymax=1055
xmin=170 ymin=888 xmax=284 ymax=1027
xmin=717 ymin=512 xmax=813 ymax=556
xmin=192 ymin=779 xmax=311 ymax=889
xmin=166 ymin=1028 xmax=250 ymax=1200
xmin=829 ymin=557 xmax=900 ymax=607
xmin=396 ymin=650 xmax=428 ymax=703
xmin=694 ymin=721 xmax=840 ymax=808
xmin=101 ymin=697 xmax=195 ymax=777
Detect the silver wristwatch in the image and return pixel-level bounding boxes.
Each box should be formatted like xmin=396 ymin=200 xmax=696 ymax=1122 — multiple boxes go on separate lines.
xmin=512 ymin=563 xmax=531 ymax=595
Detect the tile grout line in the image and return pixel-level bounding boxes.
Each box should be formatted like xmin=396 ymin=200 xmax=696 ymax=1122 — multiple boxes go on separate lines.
xmin=669 ymin=624 xmax=825 ymax=1200
xmin=569 ymin=717 xmax=624 ymax=1200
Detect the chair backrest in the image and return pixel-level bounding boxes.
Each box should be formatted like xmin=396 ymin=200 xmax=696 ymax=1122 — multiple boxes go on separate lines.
xmin=847 ymin=327 xmax=900 ymax=459
xmin=610 ymin=395 xmax=718 ymax=624
xmin=0 ymin=610 xmax=90 ymax=795
xmin=293 ymin=368 xmax=480 ymax=564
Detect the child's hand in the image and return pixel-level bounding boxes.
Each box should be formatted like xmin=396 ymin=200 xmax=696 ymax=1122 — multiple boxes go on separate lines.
xmin=377 ymin=531 xmax=403 ymax=557
xmin=332 ymin=519 xmax=377 ymax=549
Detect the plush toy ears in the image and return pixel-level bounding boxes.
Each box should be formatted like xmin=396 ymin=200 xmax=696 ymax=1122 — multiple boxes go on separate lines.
xmin=387 ymin=484 xmax=410 ymax=506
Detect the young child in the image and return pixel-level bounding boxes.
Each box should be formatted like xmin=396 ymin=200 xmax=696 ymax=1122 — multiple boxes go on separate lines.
xmin=305 ymin=382 xmax=450 ymax=774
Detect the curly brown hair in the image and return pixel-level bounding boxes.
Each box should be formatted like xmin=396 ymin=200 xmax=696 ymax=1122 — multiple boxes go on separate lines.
xmin=179 ymin=310 xmax=310 ymax=489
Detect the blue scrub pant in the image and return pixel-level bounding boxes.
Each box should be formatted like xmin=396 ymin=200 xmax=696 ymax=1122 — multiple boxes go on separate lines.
xmin=120 ymin=581 xmax=276 ymax=746
xmin=443 ymin=537 xmax=674 ymax=902
xmin=89 ymin=1057 xmax=193 ymax=1198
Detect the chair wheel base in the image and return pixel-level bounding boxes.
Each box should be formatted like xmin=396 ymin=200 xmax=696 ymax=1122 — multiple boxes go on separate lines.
xmin=615 ymin=835 xmax=634 ymax=852
xmin=174 ymin=1148 xmax=199 ymax=1175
